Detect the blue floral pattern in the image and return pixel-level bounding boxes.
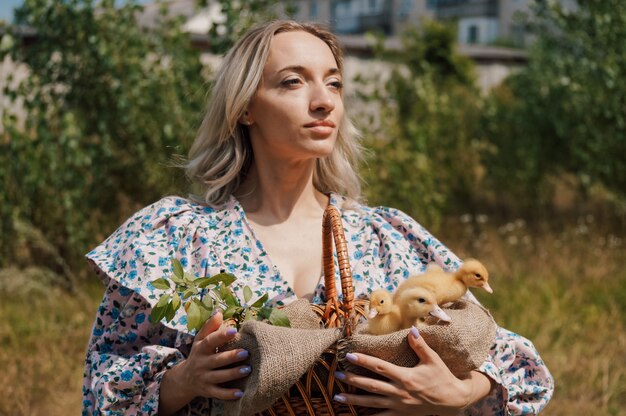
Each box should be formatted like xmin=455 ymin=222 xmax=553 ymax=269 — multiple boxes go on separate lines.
xmin=83 ymin=194 xmax=553 ymax=415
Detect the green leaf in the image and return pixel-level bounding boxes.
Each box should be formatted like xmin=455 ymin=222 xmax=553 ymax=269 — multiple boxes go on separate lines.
xmin=170 ymin=273 xmax=185 ymax=286
xmin=219 ymin=285 xmax=239 ymax=307
xmin=250 ymin=293 xmax=268 ymax=308
xmin=257 ymin=307 xmax=272 ymax=320
xmin=243 ymin=286 xmax=252 ymax=303
xmin=150 ymin=294 xmax=171 ymax=323
xmin=182 ymin=287 xmax=196 ymax=299
xmin=187 ymin=299 xmax=202 ymax=332
xmin=197 ymin=272 xmax=237 ymax=288
xmin=194 ymin=299 xmax=212 ymax=326
xmin=202 ymin=296 xmax=215 ymax=314
xmin=171 ymin=292 xmax=181 ymax=313
xmin=223 ymin=305 xmax=240 ymax=319
xmin=183 ymin=272 xmax=196 ymax=283
xmin=243 ymin=308 xmax=257 ymax=322
xmin=172 ymin=258 xmax=184 ymax=279
xmin=150 ymin=278 xmax=170 ymax=290
xmin=165 ymin=300 xmax=177 ymax=322
xmin=268 ymin=308 xmax=291 ymax=327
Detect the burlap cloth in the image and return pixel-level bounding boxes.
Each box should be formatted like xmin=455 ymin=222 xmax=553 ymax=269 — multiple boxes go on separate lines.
xmin=220 ymin=298 xmax=496 ymax=416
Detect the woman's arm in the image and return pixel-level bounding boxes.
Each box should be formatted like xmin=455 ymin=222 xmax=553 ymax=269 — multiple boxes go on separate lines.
xmin=83 ymin=282 xmax=250 ymax=415
xmin=333 ymin=327 xmax=491 ymax=415
xmin=465 ymin=326 xmax=554 ymax=415
xmin=83 ymin=282 xmax=185 ymax=414
xmin=158 ymin=312 xmax=250 ymax=416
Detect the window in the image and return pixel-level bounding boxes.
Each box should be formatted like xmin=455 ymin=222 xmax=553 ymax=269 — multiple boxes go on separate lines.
xmin=468 ymin=25 xmax=479 ymax=44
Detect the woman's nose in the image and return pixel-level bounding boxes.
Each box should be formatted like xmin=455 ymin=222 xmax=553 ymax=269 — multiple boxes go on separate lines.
xmin=309 ymin=83 xmax=336 ymax=113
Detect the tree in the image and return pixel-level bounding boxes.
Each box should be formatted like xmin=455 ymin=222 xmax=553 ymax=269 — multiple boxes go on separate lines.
xmin=359 ymin=21 xmax=484 ymax=225
xmin=485 ymin=0 xmax=626 ymax=206
xmin=0 ymin=0 xmax=293 ymax=273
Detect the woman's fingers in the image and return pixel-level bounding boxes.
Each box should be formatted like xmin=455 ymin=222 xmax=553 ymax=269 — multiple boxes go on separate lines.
xmin=194 ymin=311 xmax=223 ymax=344
xmin=199 ymin=383 xmax=245 ymax=401
xmin=210 ymin=348 xmax=250 ymax=369
xmin=198 ymin=325 xmax=238 ymax=355
xmin=407 ymin=326 xmax=437 ymax=364
xmin=206 ymin=365 xmax=253 ymax=384
xmin=336 ymin=371 xmax=407 ymax=399
xmin=344 ymin=352 xmax=401 ymax=382
xmin=333 ymin=392 xmax=394 ymax=409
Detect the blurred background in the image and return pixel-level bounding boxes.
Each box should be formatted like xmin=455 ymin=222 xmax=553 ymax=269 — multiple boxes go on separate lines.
xmin=1 ymin=0 xmax=624 ymax=414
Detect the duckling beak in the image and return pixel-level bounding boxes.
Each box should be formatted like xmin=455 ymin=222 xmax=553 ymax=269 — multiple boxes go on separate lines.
xmin=430 ymin=306 xmax=452 ymax=322
xmin=368 ymin=309 xmax=379 ymax=319
xmin=483 ymin=283 xmax=493 ymax=294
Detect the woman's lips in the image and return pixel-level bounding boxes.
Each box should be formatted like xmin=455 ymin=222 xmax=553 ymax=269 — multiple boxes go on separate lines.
xmin=304 ymin=120 xmax=336 ymax=136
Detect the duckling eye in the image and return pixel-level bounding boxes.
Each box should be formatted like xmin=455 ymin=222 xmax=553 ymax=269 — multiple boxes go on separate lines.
xmin=475 ymin=273 xmax=483 ymax=280
xmin=380 ymin=299 xmax=385 ymax=304
xmin=418 ymin=298 xmax=426 ymax=303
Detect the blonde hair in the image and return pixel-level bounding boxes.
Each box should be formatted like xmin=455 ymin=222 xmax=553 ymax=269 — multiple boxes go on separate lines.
xmin=185 ymin=20 xmax=364 ymax=206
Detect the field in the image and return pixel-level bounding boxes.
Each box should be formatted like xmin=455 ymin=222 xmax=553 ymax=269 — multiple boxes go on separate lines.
xmin=1 ymin=215 xmax=624 ymax=415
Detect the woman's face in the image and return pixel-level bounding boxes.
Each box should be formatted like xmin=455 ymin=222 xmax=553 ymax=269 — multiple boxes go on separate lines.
xmin=246 ymin=30 xmax=344 ymax=162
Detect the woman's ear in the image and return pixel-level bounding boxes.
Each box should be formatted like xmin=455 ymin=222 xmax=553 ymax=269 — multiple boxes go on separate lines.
xmin=239 ymin=111 xmax=253 ymax=126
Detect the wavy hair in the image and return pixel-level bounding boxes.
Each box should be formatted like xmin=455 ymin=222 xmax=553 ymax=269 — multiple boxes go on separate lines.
xmin=185 ymin=20 xmax=364 ymax=206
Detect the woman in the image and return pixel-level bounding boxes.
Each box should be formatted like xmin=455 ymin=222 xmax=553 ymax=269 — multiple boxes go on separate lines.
xmin=83 ymin=21 xmax=553 ymax=415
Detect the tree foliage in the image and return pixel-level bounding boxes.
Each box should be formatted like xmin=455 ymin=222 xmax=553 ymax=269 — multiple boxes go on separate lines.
xmin=484 ymin=0 xmax=626 ymax=204
xmin=0 ymin=0 xmax=294 ymax=273
xmin=359 ymin=21 xmax=484 ymax=225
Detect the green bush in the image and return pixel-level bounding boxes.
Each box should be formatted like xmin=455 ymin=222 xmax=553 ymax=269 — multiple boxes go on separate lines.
xmin=359 ymin=21 xmax=485 ymax=225
xmin=482 ymin=0 xmax=626 ymax=211
xmin=0 ymin=0 xmax=206 ymax=270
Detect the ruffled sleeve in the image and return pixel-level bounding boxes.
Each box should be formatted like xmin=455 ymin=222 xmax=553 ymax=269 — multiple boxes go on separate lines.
xmin=82 ymin=196 xmax=217 ymax=415
xmin=467 ymin=328 xmax=554 ymax=415
xmin=364 ymin=205 xmax=554 ymax=414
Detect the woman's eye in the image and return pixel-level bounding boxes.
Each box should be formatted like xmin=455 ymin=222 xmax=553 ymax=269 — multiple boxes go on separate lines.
xmin=329 ymin=80 xmax=344 ymax=90
xmin=281 ymin=78 xmax=301 ymax=87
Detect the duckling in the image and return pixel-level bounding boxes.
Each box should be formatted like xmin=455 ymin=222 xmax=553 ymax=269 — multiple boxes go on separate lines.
xmin=396 ymin=286 xmax=452 ymax=328
xmin=367 ymin=289 xmax=402 ymax=335
xmin=396 ymin=259 xmax=492 ymax=306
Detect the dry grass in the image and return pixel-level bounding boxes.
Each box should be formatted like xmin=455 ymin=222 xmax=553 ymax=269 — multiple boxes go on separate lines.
xmin=439 ymin=214 xmax=626 ymax=415
xmin=0 ymin=216 xmax=624 ymax=415
xmin=0 ymin=276 xmax=103 ymax=416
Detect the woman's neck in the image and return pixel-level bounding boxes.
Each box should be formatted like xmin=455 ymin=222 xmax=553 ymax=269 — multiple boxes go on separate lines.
xmin=234 ymin=159 xmax=328 ymax=224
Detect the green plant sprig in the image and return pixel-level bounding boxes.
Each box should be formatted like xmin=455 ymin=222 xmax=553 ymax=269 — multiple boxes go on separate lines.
xmin=149 ymin=258 xmax=290 ymax=332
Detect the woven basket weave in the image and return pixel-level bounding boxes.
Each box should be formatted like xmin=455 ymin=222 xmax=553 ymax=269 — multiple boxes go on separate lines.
xmin=256 ymin=205 xmax=376 ymax=416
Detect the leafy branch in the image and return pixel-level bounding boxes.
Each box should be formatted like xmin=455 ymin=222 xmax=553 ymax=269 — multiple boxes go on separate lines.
xmin=150 ymin=258 xmax=290 ymax=332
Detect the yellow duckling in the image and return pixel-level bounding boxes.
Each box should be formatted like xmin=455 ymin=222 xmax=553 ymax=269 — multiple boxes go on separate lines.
xmin=367 ymin=289 xmax=402 ymax=335
xmin=396 ymin=259 xmax=492 ymax=306
xmin=396 ymin=286 xmax=452 ymax=328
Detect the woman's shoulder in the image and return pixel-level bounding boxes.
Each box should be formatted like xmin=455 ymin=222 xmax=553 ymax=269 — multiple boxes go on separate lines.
xmin=130 ymin=194 xmax=232 ymax=222
xmin=333 ymin=193 xmax=426 ymax=231
xmin=333 ymin=194 xmax=460 ymax=270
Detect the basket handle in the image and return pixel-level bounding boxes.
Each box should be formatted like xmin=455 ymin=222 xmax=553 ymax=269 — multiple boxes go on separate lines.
xmin=322 ymin=205 xmax=355 ymax=334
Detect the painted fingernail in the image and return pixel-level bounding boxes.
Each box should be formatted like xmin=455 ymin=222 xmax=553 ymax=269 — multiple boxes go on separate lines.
xmin=411 ymin=326 xmax=420 ymax=339
xmin=226 ymin=327 xmax=237 ymax=336
xmin=333 ymin=394 xmax=347 ymax=403
xmin=234 ymin=390 xmax=244 ymax=398
xmin=345 ymin=353 xmax=358 ymax=363
xmin=239 ymin=366 xmax=252 ymax=375
xmin=334 ymin=371 xmax=346 ymax=381
xmin=236 ymin=349 xmax=249 ymax=359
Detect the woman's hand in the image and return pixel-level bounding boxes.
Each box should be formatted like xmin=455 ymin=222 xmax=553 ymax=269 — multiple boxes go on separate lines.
xmin=333 ymin=327 xmax=492 ymax=416
xmin=159 ymin=311 xmax=251 ymax=415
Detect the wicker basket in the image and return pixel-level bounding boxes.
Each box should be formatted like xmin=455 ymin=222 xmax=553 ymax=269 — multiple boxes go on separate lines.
xmin=257 ymin=205 xmax=377 ymax=416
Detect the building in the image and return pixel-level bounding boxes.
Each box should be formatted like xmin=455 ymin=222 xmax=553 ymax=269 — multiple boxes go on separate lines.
xmin=292 ymin=0 xmax=531 ymax=47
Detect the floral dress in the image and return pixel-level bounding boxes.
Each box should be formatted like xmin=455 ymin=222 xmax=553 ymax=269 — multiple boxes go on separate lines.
xmin=82 ymin=194 xmax=554 ymax=415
